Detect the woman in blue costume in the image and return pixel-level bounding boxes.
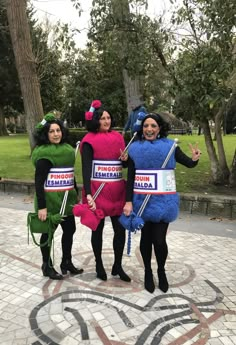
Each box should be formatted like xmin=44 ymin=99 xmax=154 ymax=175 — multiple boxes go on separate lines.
xmin=32 ymin=113 xmax=84 ymax=280
xmin=123 ymin=113 xmax=201 ymax=293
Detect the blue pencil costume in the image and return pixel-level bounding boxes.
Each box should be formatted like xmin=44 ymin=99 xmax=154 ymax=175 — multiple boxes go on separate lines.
xmin=122 ymin=113 xmax=201 ymax=294
xmin=128 ymin=138 xmax=179 ymax=223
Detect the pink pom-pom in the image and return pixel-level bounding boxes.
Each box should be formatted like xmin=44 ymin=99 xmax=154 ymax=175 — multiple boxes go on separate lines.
xmin=94 ymin=209 xmax=105 ymax=219
xmin=73 ymin=203 xmax=104 ymax=231
xmin=85 ymin=99 xmax=102 ymax=121
xmin=91 ymin=100 xmax=101 ymax=109
xmin=73 ymin=204 xmax=88 ymax=217
xmin=85 ymin=111 xmax=93 ymax=121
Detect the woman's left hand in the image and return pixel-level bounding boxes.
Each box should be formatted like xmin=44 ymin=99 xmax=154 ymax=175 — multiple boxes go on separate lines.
xmin=189 ymin=143 xmax=201 ymax=161
xmin=123 ymin=202 xmax=133 ymax=216
xmin=120 ymin=149 xmax=128 ymax=161
xmin=38 ymin=208 xmax=47 ymax=221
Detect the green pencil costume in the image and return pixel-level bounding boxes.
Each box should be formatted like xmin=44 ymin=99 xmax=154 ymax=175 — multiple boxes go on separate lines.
xmin=32 ymin=143 xmax=77 ymax=215
xmin=32 ymin=142 xmax=83 ymax=279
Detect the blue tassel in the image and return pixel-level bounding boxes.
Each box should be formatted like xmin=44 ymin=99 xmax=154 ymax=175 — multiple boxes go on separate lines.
xmin=127 ymin=229 xmax=132 ymax=256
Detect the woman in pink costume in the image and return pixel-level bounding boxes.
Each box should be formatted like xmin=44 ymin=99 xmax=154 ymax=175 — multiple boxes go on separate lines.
xmin=80 ymin=100 xmax=131 ymax=282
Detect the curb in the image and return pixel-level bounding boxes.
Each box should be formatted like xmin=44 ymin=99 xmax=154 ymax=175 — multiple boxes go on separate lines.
xmin=0 ymin=178 xmax=235 ymax=219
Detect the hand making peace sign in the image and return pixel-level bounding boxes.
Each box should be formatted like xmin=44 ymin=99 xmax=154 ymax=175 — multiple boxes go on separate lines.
xmin=189 ymin=143 xmax=201 ymax=161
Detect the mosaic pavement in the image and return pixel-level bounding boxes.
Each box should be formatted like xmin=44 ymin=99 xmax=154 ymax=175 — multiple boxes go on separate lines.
xmin=0 ymin=199 xmax=236 ymax=345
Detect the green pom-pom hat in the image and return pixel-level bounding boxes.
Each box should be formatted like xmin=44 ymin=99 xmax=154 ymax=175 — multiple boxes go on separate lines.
xmin=35 ymin=113 xmax=56 ymax=130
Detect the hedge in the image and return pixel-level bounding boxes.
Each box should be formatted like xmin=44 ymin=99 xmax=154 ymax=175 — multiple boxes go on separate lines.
xmin=68 ymin=129 xmax=131 ymax=147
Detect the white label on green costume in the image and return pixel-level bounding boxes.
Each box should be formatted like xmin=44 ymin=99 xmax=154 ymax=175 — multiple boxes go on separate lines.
xmin=134 ymin=169 xmax=176 ymax=194
xmin=91 ymin=160 xmax=123 ymax=182
xmin=44 ymin=167 xmax=74 ymax=191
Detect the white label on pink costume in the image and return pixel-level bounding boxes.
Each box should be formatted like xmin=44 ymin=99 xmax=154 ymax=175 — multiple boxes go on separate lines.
xmin=91 ymin=160 xmax=123 ymax=182
xmin=134 ymin=169 xmax=176 ymax=194
xmin=44 ymin=167 xmax=74 ymax=192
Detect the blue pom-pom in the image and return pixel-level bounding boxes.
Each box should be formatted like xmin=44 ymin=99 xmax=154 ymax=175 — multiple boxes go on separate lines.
xmin=133 ymin=112 xmax=147 ymax=132
xmin=119 ymin=213 xmax=133 ymax=230
xmin=132 ymin=216 xmax=144 ymax=231
xmin=119 ymin=211 xmax=141 ymax=232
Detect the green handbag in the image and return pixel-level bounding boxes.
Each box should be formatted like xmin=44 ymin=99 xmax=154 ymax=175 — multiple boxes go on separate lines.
xmin=27 ymin=187 xmax=69 ymax=249
xmin=27 ymin=212 xmax=62 ymax=247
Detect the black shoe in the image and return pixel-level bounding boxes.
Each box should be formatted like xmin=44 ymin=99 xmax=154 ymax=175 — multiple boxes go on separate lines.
xmin=60 ymin=260 xmax=84 ymax=275
xmin=111 ymin=265 xmax=131 ymax=282
xmin=96 ymin=263 xmax=107 ymax=281
xmin=144 ymin=271 xmax=155 ymax=293
xmin=158 ymin=269 xmax=169 ymax=293
xmin=42 ymin=262 xmax=63 ymax=280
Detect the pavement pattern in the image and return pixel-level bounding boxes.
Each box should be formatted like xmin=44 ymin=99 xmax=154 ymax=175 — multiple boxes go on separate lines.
xmin=0 ymin=192 xmax=236 ymax=345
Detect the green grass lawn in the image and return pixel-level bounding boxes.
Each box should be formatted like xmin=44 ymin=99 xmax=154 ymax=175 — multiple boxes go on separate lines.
xmin=0 ymin=134 xmax=83 ymax=182
xmin=0 ymin=133 xmax=235 ymax=194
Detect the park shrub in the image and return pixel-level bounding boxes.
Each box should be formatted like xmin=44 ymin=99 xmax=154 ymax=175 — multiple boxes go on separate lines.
xmin=16 ymin=126 xmax=26 ymax=133
xmin=69 ymin=129 xmax=87 ymax=146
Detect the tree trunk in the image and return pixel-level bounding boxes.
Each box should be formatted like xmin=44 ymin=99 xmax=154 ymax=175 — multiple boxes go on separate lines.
xmin=0 ymin=107 xmax=8 ymax=136
xmin=122 ymin=69 xmax=142 ymax=114
xmin=201 ymin=119 xmax=225 ymax=184
xmin=6 ymin=0 xmax=43 ymax=151
xmin=229 ymin=149 xmax=236 ymax=187
xmin=214 ymin=106 xmax=230 ymax=180
xmin=111 ymin=0 xmax=142 ymax=115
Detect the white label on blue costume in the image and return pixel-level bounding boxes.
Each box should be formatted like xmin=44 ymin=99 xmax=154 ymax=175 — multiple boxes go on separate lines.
xmin=91 ymin=160 xmax=123 ymax=182
xmin=134 ymin=169 xmax=176 ymax=194
xmin=44 ymin=167 xmax=74 ymax=192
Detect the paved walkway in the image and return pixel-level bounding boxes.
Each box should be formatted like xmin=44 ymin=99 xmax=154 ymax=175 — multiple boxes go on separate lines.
xmin=0 ymin=192 xmax=236 ymax=345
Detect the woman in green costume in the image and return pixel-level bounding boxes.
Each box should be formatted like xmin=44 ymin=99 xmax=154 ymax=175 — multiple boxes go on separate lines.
xmin=32 ymin=113 xmax=83 ymax=280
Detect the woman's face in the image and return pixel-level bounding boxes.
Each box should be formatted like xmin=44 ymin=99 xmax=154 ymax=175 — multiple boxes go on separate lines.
xmin=48 ymin=123 xmax=62 ymax=144
xmin=142 ymin=117 xmax=160 ymax=141
xmin=99 ymin=111 xmax=111 ymax=132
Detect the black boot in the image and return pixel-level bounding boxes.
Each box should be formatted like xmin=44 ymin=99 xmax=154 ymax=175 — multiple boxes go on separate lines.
xmin=112 ymin=220 xmax=130 ymax=282
xmin=158 ymin=269 xmax=169 ymax=293
xmin=96 ymin=262 xmax=107 ymax=281
xmin=111 ymin=264 xmax=131 ymax=282
xmin=60 ymin=260 xmax=84 ymax=275
xmin=42 ymin=262 xmax=63 ymax=280
xmin=144 ymin=270 xmax=155 ymax=293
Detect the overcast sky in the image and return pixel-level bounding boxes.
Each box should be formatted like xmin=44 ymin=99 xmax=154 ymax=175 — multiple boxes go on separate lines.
xmin=32 ymin=0 xmax=173 ymax=47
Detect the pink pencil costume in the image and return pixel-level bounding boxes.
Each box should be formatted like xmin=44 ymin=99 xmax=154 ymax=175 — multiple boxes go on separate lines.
xmin=73 ymin=99 xmax=131 ymax=283
xmin=80 ymin=131 xmax=126 ymax=217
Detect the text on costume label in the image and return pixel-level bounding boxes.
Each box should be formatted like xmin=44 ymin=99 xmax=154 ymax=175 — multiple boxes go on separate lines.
xmin=91 ymin=160 xmax=123 ymax=181
xmin=134 ymin=169 xmax=176 ymax=194
xmin=44 ymin=167 xmax=74 ymax=191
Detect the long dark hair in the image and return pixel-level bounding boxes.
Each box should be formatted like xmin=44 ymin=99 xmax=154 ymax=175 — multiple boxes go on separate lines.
xmin=136 ymin=113 xmax=170 ymax=140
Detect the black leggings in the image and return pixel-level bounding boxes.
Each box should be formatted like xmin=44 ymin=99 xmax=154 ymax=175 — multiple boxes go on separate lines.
xmin=140 ymin=221 xmax=169 ymax=272
xmin=91 ymin=216 xmax=126 ymax=267
xmin=40 ymin=215 xmax=76 ymax=263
